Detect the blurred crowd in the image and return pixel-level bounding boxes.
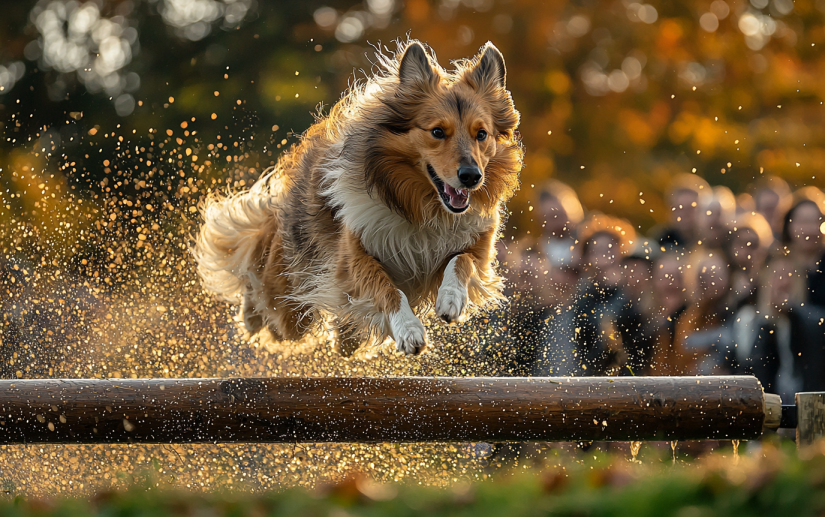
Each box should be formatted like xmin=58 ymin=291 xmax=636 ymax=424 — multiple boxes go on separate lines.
xmin=499 ymin=174 xmax=825 ymax=403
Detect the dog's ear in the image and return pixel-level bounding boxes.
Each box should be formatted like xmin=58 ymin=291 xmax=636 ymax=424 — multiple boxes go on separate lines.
xmin=468 ymin=42 xmax=506 ymax=89
xmin=398 ymin=42 xmax=435 ymax=89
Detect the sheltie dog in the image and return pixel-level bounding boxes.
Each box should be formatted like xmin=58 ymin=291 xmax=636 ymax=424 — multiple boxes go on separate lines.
xmin=193 ymin=40 xmax=523 ymax=356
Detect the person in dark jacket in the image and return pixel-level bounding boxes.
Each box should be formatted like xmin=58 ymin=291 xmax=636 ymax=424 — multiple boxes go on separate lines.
xmin=747 ymin=253 xmax=825 ymax=403
xmin=647 ymin=252 xmax=688 ymax=375
xmin=726 ymin=212 xmax=772 ymax=310
xmin=783 ymin=196 xmax=825 ymax=305
xmin=570 ymin=216 xmax=641 ymax=376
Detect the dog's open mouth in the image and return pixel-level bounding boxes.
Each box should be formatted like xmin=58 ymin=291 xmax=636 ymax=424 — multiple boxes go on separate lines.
xmin=426 ymin=165 xmax=470 ymax=213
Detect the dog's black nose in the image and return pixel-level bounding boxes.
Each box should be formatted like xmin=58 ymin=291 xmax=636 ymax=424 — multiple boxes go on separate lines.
xmin=457 ymin=166 xmax=482 ymax=188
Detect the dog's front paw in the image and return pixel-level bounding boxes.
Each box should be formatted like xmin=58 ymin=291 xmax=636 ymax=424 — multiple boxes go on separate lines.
xmin=393 ymin=319 xmax=427 ymax=355
xmin=436 ymin=284 xmax=468 ymax=323
xmin=390 ymin=291 xmax=428 ymax=355
xmin=436 ymin=256 xmax=468 ymax=323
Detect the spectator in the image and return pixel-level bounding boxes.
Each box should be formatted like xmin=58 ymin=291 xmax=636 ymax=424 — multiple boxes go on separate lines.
xmin=735 ymin=191 xmax=756 ymax=215
xmin=726 ymin=212 xmax=772 ymax=309
xmin=490 ymin=239 xmax=554 ymax=376
xmin=618 ymin=253 xmax=655 ymax=374
xmin=782 ymin=195 xmax=825 ymax=304
xmin=570 ymin=215 xmax=637 ymax=375
xmin=751 ymin=175 xmax=792 ymax=239
xmin=529 ymin=181 xmax=585 ymax=376
xmin=721 ymin=212 xmax=774 ymax=379
xmin=535 ymin=180 xmax=583 ymax=309
xmin=510 ymin=243 xmax=553 ymax=375
xmin=671 ymin=249 xmax=733 ymax=375
xmin=648 ymin=253 xmax=688 ymax=375
xmin=747 ymin=252 xmax=825 ymax=403
xmin=531 ymin=262 xmax=580 ymax=377
xmin=697 ymin=186 xmax=736 ymax=249
xmin=537 ymin=180 xmax=584 ymax=268
xmin=621 ymin=253 xmax=653 ymax=313
xmin=653 ymin=174 xmax=711 ymax=252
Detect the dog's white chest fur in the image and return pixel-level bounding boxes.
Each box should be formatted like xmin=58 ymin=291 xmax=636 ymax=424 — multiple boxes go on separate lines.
xmin=358 ymin=201 xmax=490 ymax=284
xmin=320 ymin=157 xmax=494 ymax=288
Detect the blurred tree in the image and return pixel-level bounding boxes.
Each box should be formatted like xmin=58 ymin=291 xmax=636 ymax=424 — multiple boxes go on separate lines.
xmin=0 ymin=0 xmax=824 ymax=237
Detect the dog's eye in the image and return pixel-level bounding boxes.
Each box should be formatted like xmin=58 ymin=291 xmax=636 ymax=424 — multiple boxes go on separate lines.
xmin=477 ymin=129 xmax=488 ymax=141
xmin=431 ymin=128 xmax=445 ymax=139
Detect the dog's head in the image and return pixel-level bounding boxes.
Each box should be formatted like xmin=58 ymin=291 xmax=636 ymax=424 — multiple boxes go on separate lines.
xmin=364 ymin=41 xmax=522 ymax=220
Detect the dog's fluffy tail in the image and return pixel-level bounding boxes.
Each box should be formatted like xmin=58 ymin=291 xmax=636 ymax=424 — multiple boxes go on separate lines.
xmin=192 ymin=169 xmax=285 ymax=305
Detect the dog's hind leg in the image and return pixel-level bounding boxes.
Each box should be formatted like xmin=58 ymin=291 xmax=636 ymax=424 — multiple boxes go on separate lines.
xmin=260 ymin=232 xmax=307 ymax=341
xmin=241 ymin=290 xmax=264 ymax=334
xmin=334 ymin=321 xmax=363 ymax=357
xmin=336 ymin=229 xmax=427 ymax=355
xmin=265 ymin=304 xmax=305 ymax=341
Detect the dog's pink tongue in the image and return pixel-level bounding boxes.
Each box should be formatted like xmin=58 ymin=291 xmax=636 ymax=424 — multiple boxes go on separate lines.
xmin=444 ymin=184 xmax=469 ymax=209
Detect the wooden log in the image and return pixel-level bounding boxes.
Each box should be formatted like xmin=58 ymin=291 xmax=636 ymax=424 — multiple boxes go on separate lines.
xmin=763 ymin=393 xmax=782 ymax=429
xmin=795 ymin=392 xmax=825 ymax=449
xmin=0 ymin=376 xmax=768 ymax=444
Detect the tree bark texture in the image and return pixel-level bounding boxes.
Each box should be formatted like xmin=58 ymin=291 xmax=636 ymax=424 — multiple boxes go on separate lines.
xmin=0 ymin=376 xmax=767 ymax=444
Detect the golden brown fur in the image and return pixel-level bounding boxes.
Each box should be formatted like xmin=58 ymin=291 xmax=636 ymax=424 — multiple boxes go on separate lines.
xmin=193 ymin=40 xmax=524 ymax=356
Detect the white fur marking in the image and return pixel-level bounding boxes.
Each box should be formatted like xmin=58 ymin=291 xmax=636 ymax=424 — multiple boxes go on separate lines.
xmin=390 ymin=291 xmax=427 ymax=354
xmin=436 ymin=256 xmax=469 ymax=323
xmin=318 ymin=145 xmax=494 ymax=290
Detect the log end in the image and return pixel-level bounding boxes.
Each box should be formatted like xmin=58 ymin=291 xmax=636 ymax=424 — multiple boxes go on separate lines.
xmin=763 ymin=393 xmax=782 ymax=429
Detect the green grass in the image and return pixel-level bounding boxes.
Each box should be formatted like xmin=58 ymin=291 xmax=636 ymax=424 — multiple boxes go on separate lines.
xmin=1 ymin=442 xmax=824 ymax=517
